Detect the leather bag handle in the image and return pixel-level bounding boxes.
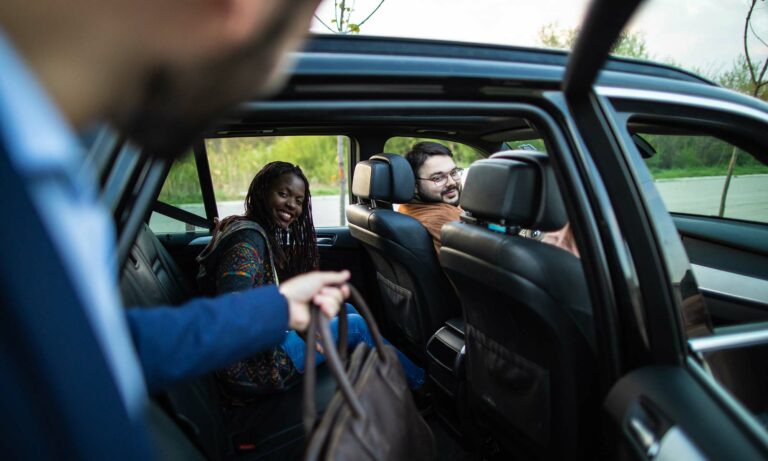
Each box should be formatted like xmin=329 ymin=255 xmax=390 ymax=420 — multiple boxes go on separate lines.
xmin=302 ymin=285 xmax=388 ymax=433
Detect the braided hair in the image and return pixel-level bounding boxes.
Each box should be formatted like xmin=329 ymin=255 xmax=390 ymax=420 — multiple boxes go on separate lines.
xmin=244 ymin=161 xmax=319 ymax=279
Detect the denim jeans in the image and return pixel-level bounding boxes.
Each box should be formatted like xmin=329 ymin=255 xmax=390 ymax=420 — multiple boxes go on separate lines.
xmin=282 ymin=305 xmax=425 ymax=389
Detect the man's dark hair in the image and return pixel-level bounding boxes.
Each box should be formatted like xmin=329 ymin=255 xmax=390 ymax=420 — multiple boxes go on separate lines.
xmin=404 ymin=142 xmax=453 ymax=174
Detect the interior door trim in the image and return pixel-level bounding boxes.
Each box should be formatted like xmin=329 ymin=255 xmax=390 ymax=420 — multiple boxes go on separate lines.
xmin=692 ymin=264 xmax=768 ymax=307
xmin=687 ymin=356 xmax=768 ymax=450
xmin=689 ymin=321 xmax=768 ymax=353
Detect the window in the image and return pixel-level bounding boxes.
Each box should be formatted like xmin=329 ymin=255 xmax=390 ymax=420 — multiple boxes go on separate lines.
xmin=640 ymin=133 xmax=768 ymax=223
xmin=205 ymin=136 xmax=351 ymax=227
xmin=148 ymin=154 xmax=208 ymax=234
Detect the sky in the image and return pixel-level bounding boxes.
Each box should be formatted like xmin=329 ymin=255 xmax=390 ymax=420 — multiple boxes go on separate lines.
xmin=310 ymin=0 xmax=768 ymax=77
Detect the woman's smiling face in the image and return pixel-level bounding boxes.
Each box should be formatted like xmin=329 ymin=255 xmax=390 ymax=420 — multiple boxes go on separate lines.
xmin=267 ymin=172 xmax=306 ymax=229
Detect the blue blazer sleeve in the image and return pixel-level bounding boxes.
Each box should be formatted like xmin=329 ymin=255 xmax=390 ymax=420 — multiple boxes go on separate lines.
xmin=125 ymin=285 xmax=288 ymax=392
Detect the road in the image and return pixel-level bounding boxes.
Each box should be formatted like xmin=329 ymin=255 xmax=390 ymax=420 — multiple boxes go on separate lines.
xmin=149 ymin=174 xmax=768 ymax=233
xmin=654 ymin=174 xmax=768 ymax=221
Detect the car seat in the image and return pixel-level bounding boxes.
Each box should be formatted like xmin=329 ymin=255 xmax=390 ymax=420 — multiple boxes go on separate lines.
xmin=439 ymin=151 xmax=597 ymax=459
xmin=346 ymin=153 xmax=461 ymax=363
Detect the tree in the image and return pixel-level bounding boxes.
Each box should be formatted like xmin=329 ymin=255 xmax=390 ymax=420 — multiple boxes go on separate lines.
xmin=718 ymin=0 xmax=767 ymax=216
xmin=315 ymin=0 xmax=385 ymax=34
xmin=537 ymin=22 xmax=651 ymax=60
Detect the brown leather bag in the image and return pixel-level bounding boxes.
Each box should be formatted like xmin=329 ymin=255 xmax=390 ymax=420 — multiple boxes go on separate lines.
xmin=302 ymin=286 xmax=436 ymax=460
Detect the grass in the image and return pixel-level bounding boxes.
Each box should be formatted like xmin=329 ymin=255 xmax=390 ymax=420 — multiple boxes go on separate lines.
xmin=649 ymin=165 xmax=768 ymax=180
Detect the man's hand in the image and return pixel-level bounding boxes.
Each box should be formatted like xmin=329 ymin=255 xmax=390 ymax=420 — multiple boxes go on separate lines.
xmin=279 ymin=270 xmax=350 ymax=332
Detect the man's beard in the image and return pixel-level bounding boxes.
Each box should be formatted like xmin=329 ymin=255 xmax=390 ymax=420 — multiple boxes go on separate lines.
xmin=111 ymin=0 xmax=318 ymax=160
xmin=416 ymin=183 xmax=462 ymax=205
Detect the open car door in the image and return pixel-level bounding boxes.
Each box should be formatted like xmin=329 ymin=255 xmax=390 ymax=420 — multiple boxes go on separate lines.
xmin=562 ymin=0 xmax=768 ymax=459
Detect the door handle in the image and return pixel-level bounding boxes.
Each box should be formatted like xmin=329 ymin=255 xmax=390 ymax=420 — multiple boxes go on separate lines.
xmin=317 ymin=236 xmax=336 ymax=246
xmin=629 ymin=415 xmax=660 ymax=458
xmin=626 ymin=400 xmax=670 ymax=459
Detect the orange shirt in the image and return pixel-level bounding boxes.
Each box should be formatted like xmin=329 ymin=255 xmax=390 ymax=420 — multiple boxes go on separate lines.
xmin=397 ymin=202 xmax=462 ymax=254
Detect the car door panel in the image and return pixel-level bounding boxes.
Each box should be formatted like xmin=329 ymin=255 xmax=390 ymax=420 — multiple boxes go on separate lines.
xmin=605 ymin=365 xmax=766 ymax=460
xmin=673 ymin=214 xmax=768 ymax=325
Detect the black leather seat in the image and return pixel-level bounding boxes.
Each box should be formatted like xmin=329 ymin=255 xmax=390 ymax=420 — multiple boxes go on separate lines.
xmin=346 ymin=154 xmax=461 ymax=363
xmin=121 ymin=224 xmax=336 ymax=460
xmin=439 ymin=151 xmax=597 ymax=459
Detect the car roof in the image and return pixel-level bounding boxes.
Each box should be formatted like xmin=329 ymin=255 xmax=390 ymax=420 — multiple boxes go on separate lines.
xmin=298 ymin=34 xmax=714 ymax=86
xmin=207 ymin=34 xmax=768 ymax=150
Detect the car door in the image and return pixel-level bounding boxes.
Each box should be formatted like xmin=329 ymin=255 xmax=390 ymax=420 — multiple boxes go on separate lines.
xmin=631 ymin=131 xmax=768 ymax=327
xmin=561 ymin=0 xmax=768 ymax=458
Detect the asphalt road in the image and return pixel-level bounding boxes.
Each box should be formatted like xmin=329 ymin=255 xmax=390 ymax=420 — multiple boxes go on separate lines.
xmin=654 ymin=174 xmax=768 ymax=221
xmin=149 ymin=174 xmax=768 ymax=233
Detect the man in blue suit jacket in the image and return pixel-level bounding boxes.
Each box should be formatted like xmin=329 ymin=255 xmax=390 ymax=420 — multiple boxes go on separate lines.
xmin=0 ymin=0 xmax=342 ymax=458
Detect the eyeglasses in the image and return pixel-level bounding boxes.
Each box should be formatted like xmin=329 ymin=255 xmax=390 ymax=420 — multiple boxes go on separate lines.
xmin=417 ymin=167 xmax=464 ymax=186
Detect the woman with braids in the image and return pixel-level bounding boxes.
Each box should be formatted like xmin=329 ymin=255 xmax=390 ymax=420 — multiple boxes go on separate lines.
xmin=197 ymin=161 xmax=424 ymax=400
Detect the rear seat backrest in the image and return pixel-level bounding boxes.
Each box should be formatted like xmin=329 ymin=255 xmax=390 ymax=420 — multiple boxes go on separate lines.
xmin=121 ymin=223 xmax=224 ymax=460
xmin=121 ymin=224 xmax=192 ymax=308
xmin=120 ymin=223 xmax=339 ymax=461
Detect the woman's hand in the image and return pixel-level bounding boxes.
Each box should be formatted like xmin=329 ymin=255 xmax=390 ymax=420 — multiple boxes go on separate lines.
xmin=279 ymin=270 xmax=350 ymax=332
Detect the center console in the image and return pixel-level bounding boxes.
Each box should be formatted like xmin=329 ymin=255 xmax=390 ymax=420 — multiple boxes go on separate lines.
xmin=426 ymin=318 xmax=468 ymax=435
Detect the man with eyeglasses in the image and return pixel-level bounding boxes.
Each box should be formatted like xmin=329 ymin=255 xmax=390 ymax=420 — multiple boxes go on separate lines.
xmin=399 ymin=141 xmax=465 ymax=253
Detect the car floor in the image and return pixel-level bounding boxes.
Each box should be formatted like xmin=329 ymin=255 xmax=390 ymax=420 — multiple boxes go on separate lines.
xmin=426 ymin=415 xmax=475 ymax=461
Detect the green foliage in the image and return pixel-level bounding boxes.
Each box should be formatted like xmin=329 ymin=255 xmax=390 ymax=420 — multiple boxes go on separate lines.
xmin=505 ymin=139 xmax=547 ymax=153
xmin=382 ymin=137 xmax=484 ymax=168
xmin=159 ymin=136 xmax=347 ymax=205
xmin=316 ymin=0 xmax=384 ymax=35
xmin=537 ymin=22 xmax=651 ymax=60
xmin=537 ymin=22 xmax=578 ymax=49
xmin=157 ymin=153 xmax=202 ymax=206
xmin=649 ymin=164 xmax=768 ymax=179
xmin=205 ymin=136 xmax=346 ymax=202
xmin=610 ymin=31 xmax=651 ymax=60
xmin=642 ymin=134 xmax=768 ymax=179
xmin=716 ymin=54 xmax=768 ymax=100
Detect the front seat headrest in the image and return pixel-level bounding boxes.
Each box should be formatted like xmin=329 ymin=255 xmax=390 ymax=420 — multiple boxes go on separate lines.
xmin=459 ymin=150 xmax=567 ymax=231
xmin=351 ymin=153 xmax=415 ymax=204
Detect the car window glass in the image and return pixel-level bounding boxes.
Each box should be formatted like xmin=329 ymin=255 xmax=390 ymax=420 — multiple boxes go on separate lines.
xmin=205 ymin=136 xmax=351 ymax=227
xmin=641 ymin=134 xmax=768 ymax=223
xmin=383 ymin=137 xmax=484 ymax=167
xmin=148 ymin=154 xmax=208 ymax=233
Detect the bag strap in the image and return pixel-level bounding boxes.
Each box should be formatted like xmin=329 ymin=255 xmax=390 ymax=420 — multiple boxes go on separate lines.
xmin=302 ymin=285 xmax=388 ymax=433
xmin=336 ymin=305 xmax=348 ymax=365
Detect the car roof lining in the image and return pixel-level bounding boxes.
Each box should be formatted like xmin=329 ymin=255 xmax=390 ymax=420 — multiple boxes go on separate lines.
xmin=206 ymin=105 xmax=541 ymax=154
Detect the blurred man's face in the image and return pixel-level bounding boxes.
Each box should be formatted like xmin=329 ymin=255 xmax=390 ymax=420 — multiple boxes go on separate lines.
xmin=111 ymin=0 xmax=319 ymax=158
